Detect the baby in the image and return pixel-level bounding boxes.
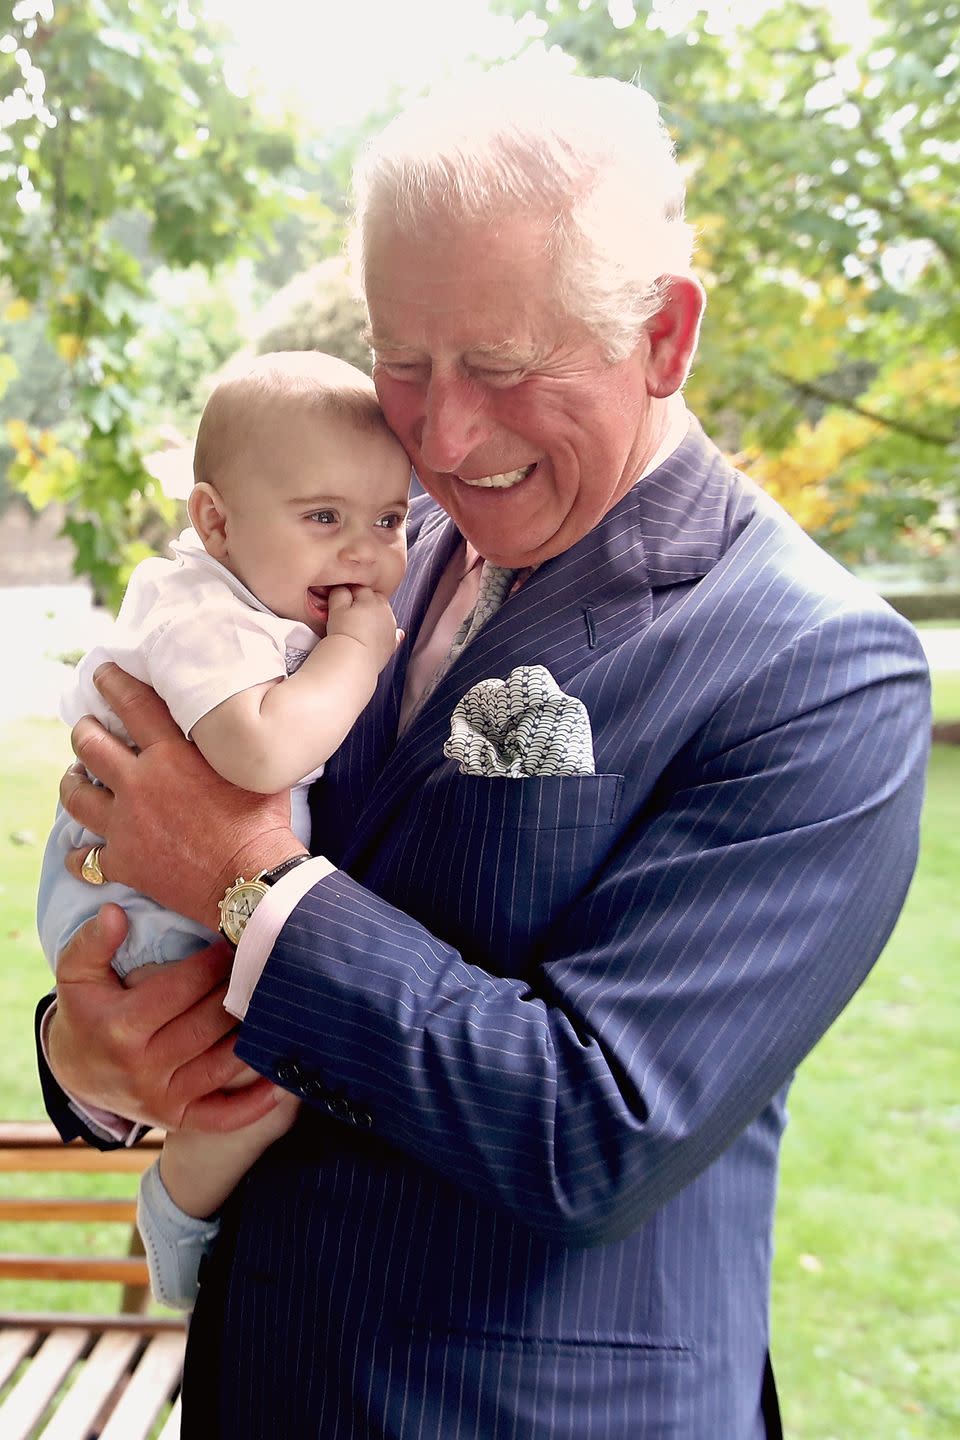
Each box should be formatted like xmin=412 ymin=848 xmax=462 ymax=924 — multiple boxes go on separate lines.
xmin=38 ymin=350 xmax=411 ymax=1306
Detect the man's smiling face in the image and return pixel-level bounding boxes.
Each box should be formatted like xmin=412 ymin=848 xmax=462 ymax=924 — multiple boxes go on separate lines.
xmin=364 ymin=213 xmax=663 ymax=569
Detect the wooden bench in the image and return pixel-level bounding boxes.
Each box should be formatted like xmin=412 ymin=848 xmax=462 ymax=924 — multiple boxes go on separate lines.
xmin=0 ymin=1122 xmax=185 ymax=1439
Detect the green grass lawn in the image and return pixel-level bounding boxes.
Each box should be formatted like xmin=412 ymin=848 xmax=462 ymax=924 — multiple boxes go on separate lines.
xmin=931 ymin=667 xmax=960 ymax=724
xmin=0 ymin=711 xmax=957 ymax=1435
xmin=0 ymin=718 xmax=143 ymax=1317
xmin=773 ymin=741 xmax=959 ymax=1438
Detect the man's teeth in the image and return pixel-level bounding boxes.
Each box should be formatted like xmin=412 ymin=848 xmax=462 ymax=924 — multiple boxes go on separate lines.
xmin=459 ymin=464 xmax=534 ymax=489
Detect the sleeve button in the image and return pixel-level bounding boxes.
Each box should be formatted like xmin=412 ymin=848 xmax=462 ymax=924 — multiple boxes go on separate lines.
xmin=276 ymin=1059 xmax=303 ymax=1087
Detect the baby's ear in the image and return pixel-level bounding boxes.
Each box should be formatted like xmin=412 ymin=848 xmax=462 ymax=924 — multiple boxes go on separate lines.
xmin=188 ymin=482 xmax=229 ymax=561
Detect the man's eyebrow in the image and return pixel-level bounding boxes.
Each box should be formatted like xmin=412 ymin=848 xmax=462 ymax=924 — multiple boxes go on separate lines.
xmin=464 ymin=341 xmax=536 ymax=364
xmin=362 ymin=326 xmax=418 ymax=352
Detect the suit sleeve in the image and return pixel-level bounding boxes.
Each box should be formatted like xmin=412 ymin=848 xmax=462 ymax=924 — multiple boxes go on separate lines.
xmin=34 ymin=993 xmax=148 ymax=1150
xmin=234 ymin=608 xmax=930 ymax=1245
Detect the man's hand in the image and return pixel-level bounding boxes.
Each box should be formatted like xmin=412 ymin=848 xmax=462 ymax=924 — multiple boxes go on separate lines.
xmin=48 ymin=905 xmax=282 ymax=1132
xmin=60 ymin=664 xmax=300 ymax=930
xmin=326 ymin=585 xmax=403 ymax=674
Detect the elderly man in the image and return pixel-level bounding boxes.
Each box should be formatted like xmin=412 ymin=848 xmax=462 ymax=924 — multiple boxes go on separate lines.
xmin=37 ymin=69 xmax=928 ymax=1438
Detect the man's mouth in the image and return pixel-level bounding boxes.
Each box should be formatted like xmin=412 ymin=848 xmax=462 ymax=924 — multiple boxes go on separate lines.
xmin=457 ymin=463 xmax=536 ymax=490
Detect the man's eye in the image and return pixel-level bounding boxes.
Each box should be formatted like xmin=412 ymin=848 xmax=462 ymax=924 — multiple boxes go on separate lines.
xmin=307 ymin=510 xmax=337 ymax=524
xmin=377 ymin=359 xmax=427 ymax=382
xmin=474 ymin=368 xmax=524 ymax=387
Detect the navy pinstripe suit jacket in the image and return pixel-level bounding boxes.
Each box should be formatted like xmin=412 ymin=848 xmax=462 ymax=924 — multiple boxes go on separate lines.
xmin=39 ymin=420 xmax=930 ymax=1438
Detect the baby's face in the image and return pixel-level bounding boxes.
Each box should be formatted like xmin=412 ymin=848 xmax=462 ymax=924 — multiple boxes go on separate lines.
xmin=219 ymin=408 xmax=410 ymax=635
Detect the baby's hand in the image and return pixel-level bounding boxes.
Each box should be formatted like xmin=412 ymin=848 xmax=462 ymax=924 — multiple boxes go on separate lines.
xmin=326 ymin=585 xmax=402 ymax=672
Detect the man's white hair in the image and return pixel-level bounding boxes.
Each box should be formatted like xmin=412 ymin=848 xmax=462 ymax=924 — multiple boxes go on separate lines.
xmin=352 ymin=65 xmax=696 ymax=361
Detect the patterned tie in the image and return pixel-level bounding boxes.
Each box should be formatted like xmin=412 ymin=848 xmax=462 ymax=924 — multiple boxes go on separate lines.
xmin=418 ymin=561 xmax=519 ymax=710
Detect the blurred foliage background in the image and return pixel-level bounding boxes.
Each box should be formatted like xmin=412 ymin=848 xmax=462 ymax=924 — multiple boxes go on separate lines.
xmin=0 ymin=0 xmax=957 ymax=607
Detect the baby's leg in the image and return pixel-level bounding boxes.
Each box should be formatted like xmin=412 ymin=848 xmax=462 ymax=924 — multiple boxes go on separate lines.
xmin=39 ymin=805 xmax=218 ymax=980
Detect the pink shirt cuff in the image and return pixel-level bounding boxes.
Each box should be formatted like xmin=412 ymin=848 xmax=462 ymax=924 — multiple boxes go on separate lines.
xmin=224 ymin=856 xmax=337 ymax=1019
xmin=39 ymin=1003 xmax=140 ymax=1146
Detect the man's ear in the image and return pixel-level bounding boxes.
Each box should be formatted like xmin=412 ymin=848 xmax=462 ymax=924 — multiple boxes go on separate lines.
xmin=188 ymin=482 xmax=229 ymax=561
xmin=644 ymin=275 xmax=706 ymax=399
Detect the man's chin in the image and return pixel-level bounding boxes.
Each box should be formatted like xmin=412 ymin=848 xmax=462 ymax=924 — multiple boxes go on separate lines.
xmin=433 ymin=490 xmax=566 ymax=567
xmin=457 ymin=512 xmax=572 ymax=570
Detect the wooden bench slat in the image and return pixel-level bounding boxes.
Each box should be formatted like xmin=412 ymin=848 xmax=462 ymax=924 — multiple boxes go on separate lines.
xmin=98 ymin=1332 xmax=185 ymax=1440
xmin=0 ymin=1312 xmax=184 ymax=1335
xmin=0 ymin=1197 xmax=137 ymax=1223
xmin=0 ymin=1326 xmax=90 ymax=1440
xmin=0 ymin=1121 xmax=186 ymax=1438
xmin=0 ymin=1255 xmax=149 ymax=1285
xmin=0 ymin=1148 xmax=155 ymax=1175
xmin=37 ymin=1330 xmax=142 ymax=1440
xmin=157 ymin=1393 xmax=182 ymax=1439
xmin=0 ymin=1326 xmax=39 ymax=1390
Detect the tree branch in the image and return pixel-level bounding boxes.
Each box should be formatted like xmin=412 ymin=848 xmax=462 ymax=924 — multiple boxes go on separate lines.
xmin=771 ymin=369 xmax=955 ymax=448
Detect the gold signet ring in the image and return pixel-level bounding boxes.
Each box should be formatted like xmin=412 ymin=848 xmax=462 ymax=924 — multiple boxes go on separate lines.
xmin=80 ymin=843 xmax=107 ymax=886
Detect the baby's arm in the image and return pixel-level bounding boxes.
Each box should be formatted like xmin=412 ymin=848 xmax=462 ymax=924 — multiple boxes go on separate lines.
xmin=158 ymin=1089 xmax=300 ymax=1221
xmin=191 ymin=585 xmax=400 ymax=794
xmin=138 ymin=1092 xmax=300 ymax=1309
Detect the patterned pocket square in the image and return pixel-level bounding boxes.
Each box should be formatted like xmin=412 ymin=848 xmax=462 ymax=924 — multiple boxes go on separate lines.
xmin=444 ymin=664 xmax=595 ymax=777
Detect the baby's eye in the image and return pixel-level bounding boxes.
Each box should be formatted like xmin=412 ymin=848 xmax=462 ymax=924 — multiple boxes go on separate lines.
xmin=307 ymin=510 xmax=337 ymax=525
xmin=375 ymin=513 xmax=406 ymax=530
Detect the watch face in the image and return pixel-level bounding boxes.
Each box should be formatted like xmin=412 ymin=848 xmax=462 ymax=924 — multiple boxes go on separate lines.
xmin=219 ymin=880 xmax=269 ymax=944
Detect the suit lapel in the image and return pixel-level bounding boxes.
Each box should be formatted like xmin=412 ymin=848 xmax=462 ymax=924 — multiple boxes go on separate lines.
xmin=312 ymin=502 xmax=460 ymax=857
xmin=378 ymin=503 xmax=463 ymax=731
xmin=339 ymin=490 xmax=654 ymax=863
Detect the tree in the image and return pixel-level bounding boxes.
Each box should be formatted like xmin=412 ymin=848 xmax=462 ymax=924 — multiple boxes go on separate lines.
xmin=0 ymin=0 xmax=297 ymax=604
xmin=493 ymin=0 xmax=959 ymax=564
xmin=252 ymin=258 xmax=371 ymax=373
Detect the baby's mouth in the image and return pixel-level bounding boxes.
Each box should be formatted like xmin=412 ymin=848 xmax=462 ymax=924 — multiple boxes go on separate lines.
xmin=307 ymin=586 xmax=331 ymax=617
xmin=457 ymin=463 xmax=536 ymax=490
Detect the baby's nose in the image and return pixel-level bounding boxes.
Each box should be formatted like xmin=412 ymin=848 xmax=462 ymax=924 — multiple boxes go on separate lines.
xmin=340 ymin=534 xmax=376 ymax=566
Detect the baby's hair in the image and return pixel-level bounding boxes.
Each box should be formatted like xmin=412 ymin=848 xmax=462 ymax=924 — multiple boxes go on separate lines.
xmin=194 ymin=350 xmax=396 ymax=494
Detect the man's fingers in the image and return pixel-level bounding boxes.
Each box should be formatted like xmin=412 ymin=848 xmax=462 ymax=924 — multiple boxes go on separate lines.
xmin=168 ymin=1029 xmax=254 ymax=1104
xmin=55 ymin=906 xmax=129 ymax=986
xmin=141 ymin=965 xmax=238 ymax=1064
xmin=136 ymin=941 xmax=234 ymax=1019
xmin=64 ymin=835 xmax=111 ymax=885
xmin=69 ymin=715 xmax=131 ymax=797
xmin=59 ymin=762 xmax=110 ymax=839
xmin=178 ymin=1074 xmax=283 ymax=1135
xmin=92 ymin=663 xmax=182 ymax=750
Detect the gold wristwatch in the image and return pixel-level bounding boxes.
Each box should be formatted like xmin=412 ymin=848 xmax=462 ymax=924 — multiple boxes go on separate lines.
xmin=217 ymin=855 xmax=311 ymax=947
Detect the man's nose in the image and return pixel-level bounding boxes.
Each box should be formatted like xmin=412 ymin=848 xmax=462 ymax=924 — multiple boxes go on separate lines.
xmin=418 ymin=374 xmax=487 ymax=474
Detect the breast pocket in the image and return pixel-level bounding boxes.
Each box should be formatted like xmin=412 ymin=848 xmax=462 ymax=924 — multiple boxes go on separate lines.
xmin=370 ymin=772 xmax=625 ymax=975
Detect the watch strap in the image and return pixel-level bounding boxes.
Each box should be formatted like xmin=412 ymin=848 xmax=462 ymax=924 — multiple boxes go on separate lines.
xmin=260 ymin=854 xmax=312 ymax=887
